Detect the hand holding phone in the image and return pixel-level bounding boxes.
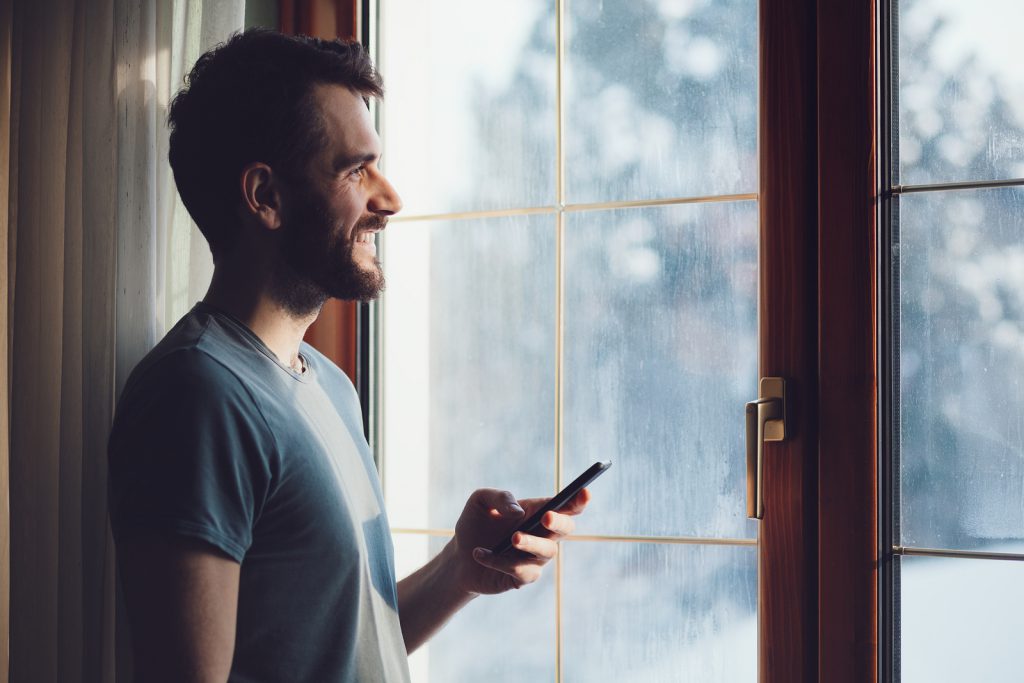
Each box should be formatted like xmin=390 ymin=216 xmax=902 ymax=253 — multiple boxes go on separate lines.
xmin=489 ymin=461 xmax=611 ymax=554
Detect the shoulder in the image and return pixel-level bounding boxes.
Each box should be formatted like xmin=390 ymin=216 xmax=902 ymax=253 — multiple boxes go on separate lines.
xmin=110 ymin=343 xmax=277 ymax=462
xmin=120 ymin=344 xmax=254 ymax=412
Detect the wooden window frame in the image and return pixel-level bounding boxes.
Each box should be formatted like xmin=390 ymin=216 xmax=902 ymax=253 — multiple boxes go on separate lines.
xmin=758 ymin=0 xmax=878 ymax=680
xmin=814 ymin=1 xmax=878 ymax=682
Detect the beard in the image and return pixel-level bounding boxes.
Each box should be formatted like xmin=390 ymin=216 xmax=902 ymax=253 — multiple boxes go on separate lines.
xmin=269 ymin=188 xmax=386 ymax=318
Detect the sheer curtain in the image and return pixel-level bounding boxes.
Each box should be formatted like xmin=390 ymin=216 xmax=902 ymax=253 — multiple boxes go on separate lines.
xmin=3 ymin=1 xmax=243 ymax=681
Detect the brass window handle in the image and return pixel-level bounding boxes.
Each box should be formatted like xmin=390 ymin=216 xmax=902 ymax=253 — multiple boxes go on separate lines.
xmin=745 ymin=377 xmax=787 ymax=520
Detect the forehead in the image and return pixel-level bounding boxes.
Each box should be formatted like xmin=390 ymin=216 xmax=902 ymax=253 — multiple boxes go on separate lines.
xmin=310 ymin=83 xmax=379 ymax=158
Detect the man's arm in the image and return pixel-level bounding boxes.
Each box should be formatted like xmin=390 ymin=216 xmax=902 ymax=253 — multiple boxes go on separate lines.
xmin=396 ymin=488 xmax=590 ymax=653
xmin=116 ymin=535 xmax=240 ymax=683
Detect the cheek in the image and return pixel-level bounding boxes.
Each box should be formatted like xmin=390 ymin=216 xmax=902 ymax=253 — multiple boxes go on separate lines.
xmin=337 ymin=205 xmax=365 ymax=241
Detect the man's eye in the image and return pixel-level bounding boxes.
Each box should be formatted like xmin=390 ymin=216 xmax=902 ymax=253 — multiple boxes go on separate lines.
xmin=349 ymin=166 xmax=366 ymax=178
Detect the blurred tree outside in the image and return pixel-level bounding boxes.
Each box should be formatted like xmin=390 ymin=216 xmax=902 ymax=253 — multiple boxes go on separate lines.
xmin=384 ymin=0 xmax=1024 ymax=679
xmin=897 ymin=1 xmax=1024 ymax=549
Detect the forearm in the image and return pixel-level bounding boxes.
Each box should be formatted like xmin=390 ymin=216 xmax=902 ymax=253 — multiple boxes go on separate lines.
xmin=396 ymin=539 xmax=476 ymax=653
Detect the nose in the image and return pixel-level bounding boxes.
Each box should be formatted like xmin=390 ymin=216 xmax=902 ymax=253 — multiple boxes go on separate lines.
xmin=368 ymin=170 xmax=403 ymax=217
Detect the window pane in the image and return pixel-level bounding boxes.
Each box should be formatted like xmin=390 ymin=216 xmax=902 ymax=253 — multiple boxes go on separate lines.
xmin=897 ymin=0 xmax=1024 ymax=185
xmin=899 ymin=187 xmax=1024 ymax=548
xmin=380 ymin=0 xmax=556 ymax=215
xmin=564 ymin=202 xmax=758 ymax=538
xmin=562 ymin=541 xmax=757 ymax=682
xmin=564 ymin=0 xmax=757 ymax=203
xmin=899 ymin=550 xmax=1024 ymax=682
xmin=393 ymin=535 xmax=556 ymax=682
xmin=382 ymin=215 xmax=556 ymax=530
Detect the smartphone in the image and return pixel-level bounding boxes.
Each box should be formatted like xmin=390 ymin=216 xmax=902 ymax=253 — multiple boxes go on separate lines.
xmin=489 ymin=461 xmax=612 ymax=554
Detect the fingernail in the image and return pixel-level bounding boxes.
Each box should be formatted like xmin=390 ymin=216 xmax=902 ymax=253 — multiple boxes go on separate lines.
xmin=472 ymin=547 xmax=489 ymax=560
xmin=507 ymin=503 xmax=524 ymax=515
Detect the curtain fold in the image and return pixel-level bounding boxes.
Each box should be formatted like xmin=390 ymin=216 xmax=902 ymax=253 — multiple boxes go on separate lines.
xmin=5 ymin=1 xmax=243 ymax=681
xmin=78 ymin=2 xmax=118 ymax=680
xmin=10 ymin=5 xmax=76 ymax=683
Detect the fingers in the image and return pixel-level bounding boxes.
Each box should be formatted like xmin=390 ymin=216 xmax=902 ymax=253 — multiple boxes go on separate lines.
xmin=515 ymin=492 xmax=588 ymax=539
xmin=463 ymin=485 xmax=595 ymax=593
xmin=471 ymin=547 xmax=545 ymax=587
xmin=560 ymin=488 xmax=591 ymax=515
xmin=509 ymin=531 xmax=559 ymax=560
xmin=518 ymin=488 xmax=591 ymax=519
xmin=540 ymin=509 xmax=577 ymax=537
xmin=470 ymin=488 xmax=525 ymax=519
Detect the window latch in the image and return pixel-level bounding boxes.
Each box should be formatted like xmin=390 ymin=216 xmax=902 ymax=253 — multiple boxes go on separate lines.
xmin=745 ymin=377 xmax=786 ymax=520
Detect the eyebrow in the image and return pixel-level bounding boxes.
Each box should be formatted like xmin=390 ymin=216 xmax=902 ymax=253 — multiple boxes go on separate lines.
xmin=333 ymin=152 xmax=380 ymax=170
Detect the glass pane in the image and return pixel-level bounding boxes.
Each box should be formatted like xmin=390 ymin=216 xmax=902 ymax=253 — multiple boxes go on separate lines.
xmin=382 ymin=215 xmax=556 ymax=530
xmin=379 ymin=0 xmax=556 ymax=215
xmin=393 ymin=534 xmax=556 ymax=682
xmin=563 ymin=202 xmax=758 ymax=538
xmin=564 ymin=0 xmax=757 ymax=203
xmin=899 ymin=187 xmax=1024 ymax=548
xmin=897 ymin=0 xmax=1024 ymax=185
xmin=562 ymin=541 xmax=757 ymax=682
xmin=899 ymin=550 xmax=1024 ymax=682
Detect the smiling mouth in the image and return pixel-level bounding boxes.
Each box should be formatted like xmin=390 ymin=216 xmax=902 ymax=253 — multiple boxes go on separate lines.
xmin=353 ymin=215 xmax=387 ymax=250
xmin=354 ymin=230 xmax=380 ymax=257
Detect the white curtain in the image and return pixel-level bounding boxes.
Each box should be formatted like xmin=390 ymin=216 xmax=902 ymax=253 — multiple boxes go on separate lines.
xmin=4 ymin=1 xmax=244 ymax=681
xmin=117 ymin=0 xmax=245 ymax=394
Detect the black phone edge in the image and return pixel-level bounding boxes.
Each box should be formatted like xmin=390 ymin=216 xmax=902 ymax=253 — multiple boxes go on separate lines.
xmin=488 ymin=461 xmax=611 ymax=555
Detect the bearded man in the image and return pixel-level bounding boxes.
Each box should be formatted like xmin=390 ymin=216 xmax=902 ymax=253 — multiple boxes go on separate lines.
xmin=107 ymin=29 xmax=588 ymax=682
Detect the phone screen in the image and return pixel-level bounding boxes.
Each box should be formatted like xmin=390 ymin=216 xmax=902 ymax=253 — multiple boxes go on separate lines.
xmin=489 ymin=461 xmax=611 ymax=554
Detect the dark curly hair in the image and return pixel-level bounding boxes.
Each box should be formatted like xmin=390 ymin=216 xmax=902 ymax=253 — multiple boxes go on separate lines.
xmin=167 ymin=28 xmax=383 ymax=262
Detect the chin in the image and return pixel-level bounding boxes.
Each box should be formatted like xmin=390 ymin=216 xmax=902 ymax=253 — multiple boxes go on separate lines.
xmin=329 ymin=263 xmax=385 ymax=302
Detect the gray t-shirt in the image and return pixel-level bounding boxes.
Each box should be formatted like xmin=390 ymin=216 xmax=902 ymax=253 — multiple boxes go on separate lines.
xmin=108 ymin=302 xmax=411 ymax=682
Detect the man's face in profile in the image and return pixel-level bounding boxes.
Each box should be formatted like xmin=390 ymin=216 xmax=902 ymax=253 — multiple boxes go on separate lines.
xmin=278 ymin=179 xmax=386 ymax=304
xmin=271 ymin=84 xmax=400 ymax=312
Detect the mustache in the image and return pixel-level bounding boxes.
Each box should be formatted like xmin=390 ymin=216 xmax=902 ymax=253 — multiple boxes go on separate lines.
xmin=353 ymin=214 xmax=389 ymax=236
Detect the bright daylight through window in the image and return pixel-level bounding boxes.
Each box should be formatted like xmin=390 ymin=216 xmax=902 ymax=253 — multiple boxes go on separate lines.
xmin=888 ymin=0 xmax=1024 ymax=680
xmin=375 ymin=0 xmax=758 ymax=680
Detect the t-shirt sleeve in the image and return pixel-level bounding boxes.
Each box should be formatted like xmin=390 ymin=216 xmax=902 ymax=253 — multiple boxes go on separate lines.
xmin=107 ymin=348 xmax=277 ymax=562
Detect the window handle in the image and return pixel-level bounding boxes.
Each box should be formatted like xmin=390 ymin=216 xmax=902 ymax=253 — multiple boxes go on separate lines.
xmin=745 ymin=377 xmax=787 ymax=520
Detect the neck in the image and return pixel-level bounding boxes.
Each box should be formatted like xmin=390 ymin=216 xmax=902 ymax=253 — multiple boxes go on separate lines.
xmin=202 ymin=254 xmax=321 ymax=370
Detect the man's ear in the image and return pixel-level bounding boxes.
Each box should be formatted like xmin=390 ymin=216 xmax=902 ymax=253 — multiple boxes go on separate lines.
xmin=239 ymin=162 xmax=283 ymax=230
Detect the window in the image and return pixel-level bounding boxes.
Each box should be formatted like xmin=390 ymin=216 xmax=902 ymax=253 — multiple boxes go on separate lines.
xmin=883 ymin=0 xmax=1024 ymax=680
xmin=373 ymin=0 xmax=761 ymax=680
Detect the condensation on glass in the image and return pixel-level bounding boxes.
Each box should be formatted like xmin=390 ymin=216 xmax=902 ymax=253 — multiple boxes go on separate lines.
xmin=563 ymin=202 xmax=758 ymax=539
xmin=897 ymin=0 xmax=1024 ymax=185
xmin=563 ymin=0 xmax=757 ymax=203
xmin=562 ymin=542 xmax=756 ymax=682
xmin=892 ymin=2 xmax=1024 ymax=681
xmin=899 ymin=188 xmax=1024 ymax=549
xmin=379 ymin=0 xmax=759 ymax=680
